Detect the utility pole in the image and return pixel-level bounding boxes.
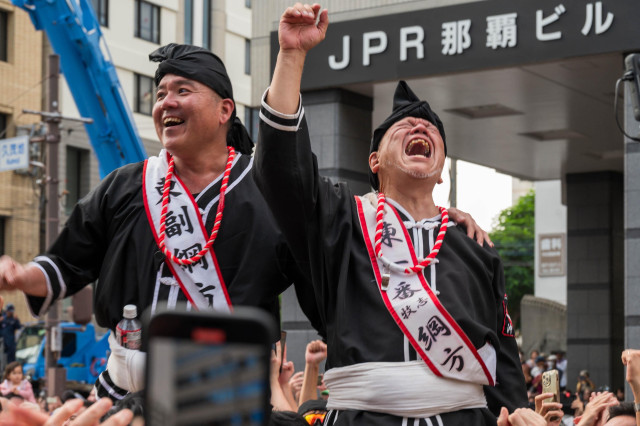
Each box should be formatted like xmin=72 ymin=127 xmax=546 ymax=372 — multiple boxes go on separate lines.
xmin=23 ymin=54 xmax=92 ymax=399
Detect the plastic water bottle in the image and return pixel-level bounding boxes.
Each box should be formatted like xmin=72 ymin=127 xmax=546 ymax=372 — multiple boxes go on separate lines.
xmin=116 ymin=305 xmax=142 ymax=350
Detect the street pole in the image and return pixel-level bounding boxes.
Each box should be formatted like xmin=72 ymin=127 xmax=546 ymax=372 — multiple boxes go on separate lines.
xmin=44 ymin=54 xmax=64 ymax=399
xmin=23 ymin=55 xmax=92 ymax=399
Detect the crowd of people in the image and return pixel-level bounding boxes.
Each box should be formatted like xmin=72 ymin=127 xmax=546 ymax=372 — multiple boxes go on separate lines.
xmin=0 ymin=2 xmax=638 ymax=425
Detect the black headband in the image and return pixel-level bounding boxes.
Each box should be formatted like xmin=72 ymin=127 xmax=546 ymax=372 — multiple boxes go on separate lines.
xmin=369 ymin=81 xmax=447 ymax=190
xmin=149 ymin=43 xmax=254 ymax=155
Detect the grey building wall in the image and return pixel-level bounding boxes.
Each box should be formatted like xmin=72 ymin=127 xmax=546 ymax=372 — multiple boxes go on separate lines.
xmin=520 ymin=295 xmax=567 ymax=356
xmin=565 ymin=171 xmax=624 ymax=392
xmin=624 ymin=61 xmax=640 ymax=401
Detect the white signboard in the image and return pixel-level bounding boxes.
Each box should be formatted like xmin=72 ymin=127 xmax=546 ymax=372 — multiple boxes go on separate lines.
xmin=0 ymin=135 xmax=29 ymax=172
xmin=539 ymin=233 xmax=565 ymax=277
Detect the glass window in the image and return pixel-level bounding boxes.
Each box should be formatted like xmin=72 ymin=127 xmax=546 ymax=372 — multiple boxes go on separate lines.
xmin=244 ymin=38 xmax=251 ymax=75
xmin=184 ymin=0 xmax=193 ymax=45
xmin=0 ymin=113 xmax=7 ymax=138
xmin=202 ymin=0 xmax=210 ymax=50
xmin=0 ymin=11 xmax=8 ymax=62
xmin=135 ymin=0 xmax=160 ymax=44
xmin=90 ymin=0 xmax=109 ymax=27
xmin=244 ymin=107 xmax=259 ymax=141
xmin=135 ymin=74 xmax=154 ymax=116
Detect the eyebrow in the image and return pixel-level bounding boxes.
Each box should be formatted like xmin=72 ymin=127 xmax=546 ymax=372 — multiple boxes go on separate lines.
xmin=156 ymin=79 xmax=198 ymax=91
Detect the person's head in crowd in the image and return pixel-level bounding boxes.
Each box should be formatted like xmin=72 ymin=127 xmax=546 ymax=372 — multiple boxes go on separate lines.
xmin=535 ymin=355 xmax=546 ymax=370
xmin=3 ymin=361 xmax=23 ymax=384
xmin=269 ymin=411 xmax=310 ymax=426
xmin=320 ymin=389 xmax=329 ymax=401
xmin=555 ymin=350 xmax=565 ymax=362
xmin=61 ymin=390 xmax=85 ymax=403
xmin=606 ymin=401 xmax=636 ymax=425
xmin=6 ymin=392 xmax=23 ymax=406
xmin=547 ymin=354 xmax=557 ymax=370
xmin=5 ymin=304 xmax=14 ymax=317
xmin=149 ymin=43 xmax=254 ymax=159
xmin=615 ymin=386 xmax=625 ymax=401
xmin=581 ymin=386 xmax=593 ymax=403
xmin=298 ymin=399 xmax=327 ymax=426
xmin=530 ymin=350 xmax=539 ymax=361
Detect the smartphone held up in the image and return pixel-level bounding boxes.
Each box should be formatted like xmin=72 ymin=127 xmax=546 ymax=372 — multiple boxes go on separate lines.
xmin=144 ymin=306 xmax=277 ymax=426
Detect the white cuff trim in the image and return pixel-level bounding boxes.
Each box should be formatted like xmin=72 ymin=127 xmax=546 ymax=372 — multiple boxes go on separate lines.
xmin=26 ymin=261 xmax=54 ymax=318
xmin=261 ymin=87 xmax=303 ymax=119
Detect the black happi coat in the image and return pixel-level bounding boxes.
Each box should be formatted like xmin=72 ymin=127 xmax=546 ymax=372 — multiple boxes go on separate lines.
xmin=27 ymin=153 xmax=319 ymax=336
xmin=254 ymin=103 xmax=528 ymax=426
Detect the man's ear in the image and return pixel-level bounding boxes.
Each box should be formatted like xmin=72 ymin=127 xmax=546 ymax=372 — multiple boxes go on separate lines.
xmin=369 ymin=151 xmax=380 ymax=174
xmin=219 ymin=98 xmax=235 ymax=125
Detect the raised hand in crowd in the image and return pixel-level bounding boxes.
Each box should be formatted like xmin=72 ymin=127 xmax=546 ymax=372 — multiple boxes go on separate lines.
xmin=497 ymin=407 xmax=547 ymax=426
xmin=575 ymin=391 xmax=619 ymax=426
xmin=270 ymin=340 xmax=295 ymax=412
xmin=299 ymin=340 xmax=327 ymax=405
xmin=288 ymin=371 xmax=304 ymax=404
xmin=0 ymin=397 xmax=133 ymax=426
xmin=278 ymin=346 xmax=298 ymax=411
xmin=534 ymin=392 xmax=563 ymax=426
xmin=621 ymin=349 xmax=640 ymax=426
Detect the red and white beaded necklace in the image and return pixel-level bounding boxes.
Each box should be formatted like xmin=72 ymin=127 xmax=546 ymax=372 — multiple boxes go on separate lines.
xmin=373 ymin=192 xmax=448 ymax=275
xmin=157 ymin=146 xmax=236 ymax=266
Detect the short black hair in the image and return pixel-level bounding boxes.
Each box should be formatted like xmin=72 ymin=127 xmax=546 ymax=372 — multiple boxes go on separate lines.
xmin=608 ymin=401 xmax=635 ymax=419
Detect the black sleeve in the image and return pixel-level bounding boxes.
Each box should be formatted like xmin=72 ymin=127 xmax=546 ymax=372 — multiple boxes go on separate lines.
xmin=26 ymin=166 xmax=136 ymax=317
xmin=483 ymin=257 xmax=529 ymax=414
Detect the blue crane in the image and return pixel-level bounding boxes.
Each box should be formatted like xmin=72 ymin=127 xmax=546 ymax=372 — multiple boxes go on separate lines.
xmin=13 ymin=0 xmax=148 ymax=177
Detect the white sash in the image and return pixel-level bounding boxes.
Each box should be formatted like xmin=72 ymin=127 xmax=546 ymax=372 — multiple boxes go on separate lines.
xmin=143 ymin=150 xmax=231 ymax=313
xmin=355 ymin=195 xmax=495 ymax=386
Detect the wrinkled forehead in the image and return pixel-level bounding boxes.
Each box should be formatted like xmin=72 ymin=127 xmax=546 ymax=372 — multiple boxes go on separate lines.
xmin=379 ymin=116 xmax=441 ymax=146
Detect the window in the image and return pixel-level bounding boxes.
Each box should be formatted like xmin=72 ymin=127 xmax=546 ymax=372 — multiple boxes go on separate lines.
xmin=135 ymin=74 xmax=154 ymax=116
xmin=184 ymin=0 xmax=192 ymax=44
xmin=65 ymin=147 xmax=90 ymax=215
xmin=244 ymin=38 xmax=251 ymax=75
xmin=90 ymin=0 xmax=109 ymax=27
xmin=244 ymin=107 xmax=259 ymax=141
xmin=245 ymin=0 xmax=251 ymax=8
xmin=135 ymin=0 xmax=160 ymax=44
xmin=0 ymin=113 xmax=7 ymax=139
xmin=0 ymin=11 xmax=8 ymax=62
xmin=202 ymin=0 xmax=210 ymax=50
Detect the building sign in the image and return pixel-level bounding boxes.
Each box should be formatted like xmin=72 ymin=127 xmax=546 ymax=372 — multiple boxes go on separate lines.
xmin=0 ymin=136 xmax=29 ymax=172
xmin=539 ymin=233 xmax=565 ymax=277
xmin=270 ymin=0 xmax=640 ymax=90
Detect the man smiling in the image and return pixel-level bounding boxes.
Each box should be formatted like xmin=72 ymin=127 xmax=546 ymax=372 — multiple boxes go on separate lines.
xmin=254 ymin=4 xmax=527 ymax=425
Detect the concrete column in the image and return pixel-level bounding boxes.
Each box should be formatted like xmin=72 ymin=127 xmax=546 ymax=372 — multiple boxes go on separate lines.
xmin=565 ymin=171 xmax=624 ymax=393
xmin=280 ymin=88 xmax=373 ymax=373
xmin=624 ymin=55 xmax=640 ymax=399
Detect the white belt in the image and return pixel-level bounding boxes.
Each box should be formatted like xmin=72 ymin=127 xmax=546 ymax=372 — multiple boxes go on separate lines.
xmin=105 ymin=333 xmax=146 ymax=393
xmin=323 ymin=361 xmax=487 ymax=418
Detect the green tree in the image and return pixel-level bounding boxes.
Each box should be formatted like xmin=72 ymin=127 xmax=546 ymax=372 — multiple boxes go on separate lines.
xmin=489 ymin=190 xmax=535 ymax=329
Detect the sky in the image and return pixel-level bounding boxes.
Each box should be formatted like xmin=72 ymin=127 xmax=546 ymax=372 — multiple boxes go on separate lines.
xmin=433 ymin=158 xmax=514 ymax=232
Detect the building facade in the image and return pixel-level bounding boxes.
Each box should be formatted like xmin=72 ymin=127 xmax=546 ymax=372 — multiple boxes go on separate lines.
xmin=0 ymin=0 xmax=43 ymax=321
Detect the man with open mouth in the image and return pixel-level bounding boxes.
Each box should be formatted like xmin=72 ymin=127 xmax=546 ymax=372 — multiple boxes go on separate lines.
xmin=254 ymin=3 xmax=528 ymax=425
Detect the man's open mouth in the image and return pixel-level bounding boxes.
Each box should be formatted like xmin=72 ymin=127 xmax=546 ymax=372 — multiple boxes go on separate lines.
xmin=163 ymin=117 xmax=184 ymax=127
xmin=405 ymin=139 xmax=431 ymax=158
